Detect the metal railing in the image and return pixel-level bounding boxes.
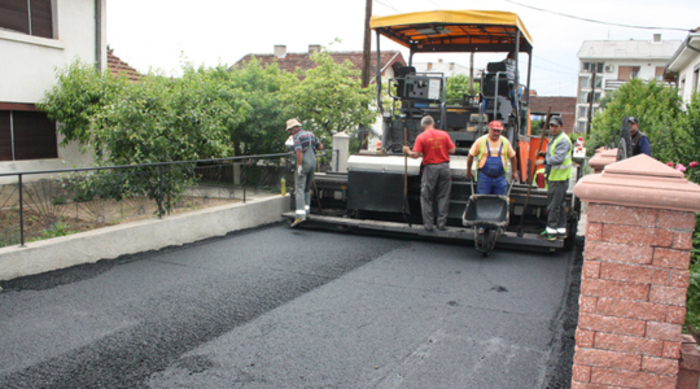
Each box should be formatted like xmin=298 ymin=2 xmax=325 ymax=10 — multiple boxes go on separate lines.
xmin=0 ymin=153 xmax=294 ymax=248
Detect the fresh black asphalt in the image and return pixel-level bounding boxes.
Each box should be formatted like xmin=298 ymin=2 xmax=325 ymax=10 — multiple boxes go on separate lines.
xmin=0 ymin=223 xmax=581 ymax=388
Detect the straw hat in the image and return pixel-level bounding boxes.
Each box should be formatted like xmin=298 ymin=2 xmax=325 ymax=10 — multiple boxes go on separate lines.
xmin=286 ymin=118 xmax=302 ymax=131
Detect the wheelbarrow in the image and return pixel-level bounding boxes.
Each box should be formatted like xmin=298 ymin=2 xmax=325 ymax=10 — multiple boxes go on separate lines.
xmin=462 ymin=179 xmax=513 ymax=256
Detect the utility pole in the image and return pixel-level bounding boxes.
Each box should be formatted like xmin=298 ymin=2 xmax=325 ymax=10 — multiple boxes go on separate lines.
xmin=359 ymin=0 xmax=372 ymax=149
xmin=361 ymin=0 xmax=372 ymax=88
xmin=469 ymin=53 xmax=474 ymax=97
xmin=586 ymin=67 xmax=596 ymax=136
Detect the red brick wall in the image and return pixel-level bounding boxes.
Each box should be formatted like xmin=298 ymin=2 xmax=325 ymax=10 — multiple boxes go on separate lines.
xmin=572 ymin=203 xmax=695 ymax=389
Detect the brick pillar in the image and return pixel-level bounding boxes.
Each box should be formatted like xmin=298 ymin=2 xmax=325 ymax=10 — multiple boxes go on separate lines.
xmin=588 ymin=147 xmax=619 ymax=174
xmin=572 ymin=154 xmax=700 ymax=389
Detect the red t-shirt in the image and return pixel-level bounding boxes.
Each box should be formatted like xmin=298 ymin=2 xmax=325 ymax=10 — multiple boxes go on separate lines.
xmin=413 ymin=128 xmax=455 ymax=165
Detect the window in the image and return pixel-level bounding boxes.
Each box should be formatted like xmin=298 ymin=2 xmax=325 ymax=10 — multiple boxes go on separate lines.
xmin=579 ymin=91 xmax=589 ymax=104
xmin=0 ymin=109 xmax=58 ymax=161
xmin=594 ymin=76 xmax=603 ymax=88
xmin=579 ymin=76 xmax=590 ymax=89
xmin=576 ymin=121 xmax=587 ymax=133
xmin=582 ymin=62 xmax=604 ymax=74
xmin=0 ymin=0 xmax=54 ymax=39
xmin=578 ymin=106 xmax=588 ymax=118
xmin=655 ymin=67 xmax=665 ymax=82
xmin=579 ymin=91 xmax=602 ymax=104
xmin=618 ymin=66 xmax=641 ymax=81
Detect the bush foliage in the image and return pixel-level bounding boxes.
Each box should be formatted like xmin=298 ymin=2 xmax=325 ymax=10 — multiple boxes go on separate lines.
xmin=38 ymin=49 xmax=375 ymax=210
xmin=39 ymin=50 xmax=375 ymax=164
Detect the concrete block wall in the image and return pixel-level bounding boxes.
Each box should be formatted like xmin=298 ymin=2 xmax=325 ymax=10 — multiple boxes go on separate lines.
xmin=0 ymin=195 xmax=289 ymax=281
xmin=573 ymin=204 xmax=694 ymax=389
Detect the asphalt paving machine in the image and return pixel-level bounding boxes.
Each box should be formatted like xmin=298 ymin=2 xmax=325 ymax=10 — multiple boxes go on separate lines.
xmin=283 ymin=10 xmax=582 ymax=253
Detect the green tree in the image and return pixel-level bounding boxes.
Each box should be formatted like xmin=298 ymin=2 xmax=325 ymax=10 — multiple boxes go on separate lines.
xmin=657 ymin=93 xmax=700 ymax=183
xmin=90 ymin=68 xmax=235 ymax=165
xmin=445 ymin=74 xmax=479 ymax=103
xmin=588 ymin=79 xmax=683 ymax=155
xmin=228 ymin=58 xmax=298 ymax=155
xmin=40 ymin=61 xmax=243 ymax=211
xmin=289 ymin=50 xmax=376 ymax=147
xmin=38 ymin=60 xmax=130 ymax=150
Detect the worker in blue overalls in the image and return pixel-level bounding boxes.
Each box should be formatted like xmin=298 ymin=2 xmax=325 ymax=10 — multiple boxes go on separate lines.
xmin=467 ymin=120 xmax=518 ymax=195
xmin=466 ymin=120 xmax=519 ymax=233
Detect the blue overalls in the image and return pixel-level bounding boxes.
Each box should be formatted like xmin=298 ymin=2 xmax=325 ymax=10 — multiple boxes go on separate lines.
xmin=477 ymin=141 xmax=508 ymax=195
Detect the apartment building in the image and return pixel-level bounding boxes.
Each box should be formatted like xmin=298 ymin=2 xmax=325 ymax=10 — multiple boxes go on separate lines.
xmin=574 ymin=34 xmax=681 ymax=133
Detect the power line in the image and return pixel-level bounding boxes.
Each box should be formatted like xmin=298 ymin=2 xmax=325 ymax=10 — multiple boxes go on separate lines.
xmin=374 ymin=0 xmax=401 ymax=14
xmin=532 ymin=54 xmax=576 ymax=71
xmin=532 ymin=64 xmax=577 ymax=76
xmin=503 ymin=0 xmax=691 ymax=32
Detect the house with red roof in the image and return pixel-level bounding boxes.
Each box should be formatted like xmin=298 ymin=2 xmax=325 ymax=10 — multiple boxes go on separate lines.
xmin=233 ymin=45 xmax=406 ymax=82
xmin=107 ymin=49 xmax=141 ymax=82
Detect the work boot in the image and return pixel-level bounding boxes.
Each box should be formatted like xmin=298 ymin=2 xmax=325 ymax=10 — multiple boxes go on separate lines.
xmin=437 ymin=222 xmax=446 ymax=231
xmin=540 ymin=230 xmax=557 ymax=241
xmin=424 ymin=224 xmax=434 ymax=232
xmin=291 ymin=218 xmax=306 ymax=228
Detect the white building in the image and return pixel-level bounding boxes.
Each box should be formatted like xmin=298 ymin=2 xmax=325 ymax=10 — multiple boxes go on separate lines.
xmin=413 ymin=58 xmax=481 ymax=78
xmin=664 ymin=29 xmax=700 ymax=104
xmin=574 ymin=35 xmax=681 ymax=133
xmin=0 ymin=0 xmax=105 ymax=177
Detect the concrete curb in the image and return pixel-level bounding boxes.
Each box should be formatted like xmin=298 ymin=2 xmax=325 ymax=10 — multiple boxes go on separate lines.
xmin=0 ymin=195 xmax=290 ymax=281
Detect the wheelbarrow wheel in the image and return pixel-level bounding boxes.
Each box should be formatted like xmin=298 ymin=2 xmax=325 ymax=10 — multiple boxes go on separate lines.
xmin=474 ymin=227 xmax=498 ymax=255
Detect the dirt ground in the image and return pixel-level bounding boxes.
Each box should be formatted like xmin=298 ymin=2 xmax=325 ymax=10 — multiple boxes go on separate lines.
xmin=0 ymin=195 xmax=240 ymax=246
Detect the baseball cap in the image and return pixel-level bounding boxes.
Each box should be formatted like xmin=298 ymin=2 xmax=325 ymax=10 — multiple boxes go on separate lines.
xmin=548 ymin=116 xmax=563 ymax=127
xmin=627 ymin=116 xmax=638 ymax=125
xmin=488 ymin=120 xmax=504 ymax=130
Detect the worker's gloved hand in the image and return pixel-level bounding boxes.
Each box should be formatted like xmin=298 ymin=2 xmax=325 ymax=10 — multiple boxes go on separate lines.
xmin=297 ymin=165 xmax=303 ymax=176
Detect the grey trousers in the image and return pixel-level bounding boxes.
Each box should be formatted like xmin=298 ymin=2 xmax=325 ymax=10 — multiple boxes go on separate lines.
xmin=421 ymin=162 xmax=452 ymax=228
xmin=546 ymin=180 xmax=568 ymax=232
xmin=294 ymin=147 xmax=316 ymax=218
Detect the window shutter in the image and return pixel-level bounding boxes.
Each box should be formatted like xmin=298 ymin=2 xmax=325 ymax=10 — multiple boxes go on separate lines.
xmin=12 ymin=111 xmax=57 ymax=160
xmin=0 ymin=112 xmax=11 ymax=161
xmin=30 ymin=0 xmax=53 ymax=38
xmin=0 ymin=0 xmax=30 ymax=34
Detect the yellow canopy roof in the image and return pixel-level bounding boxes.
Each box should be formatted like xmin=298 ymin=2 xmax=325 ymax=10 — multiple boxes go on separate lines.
xmin=370 ymin=10 xmax=533 ymax=53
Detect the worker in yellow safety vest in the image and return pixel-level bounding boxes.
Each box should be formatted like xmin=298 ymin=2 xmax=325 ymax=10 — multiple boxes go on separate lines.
xmin=535 ymin=115 xmax=572 ymax=240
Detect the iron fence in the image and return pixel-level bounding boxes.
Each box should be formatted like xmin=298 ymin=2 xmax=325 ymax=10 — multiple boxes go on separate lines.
xmin=0 ymin=153 xmax=296 ymax=248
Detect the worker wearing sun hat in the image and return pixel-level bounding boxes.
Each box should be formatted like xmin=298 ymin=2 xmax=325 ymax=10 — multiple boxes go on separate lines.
xmin=286 ymin=118 xmax=323 ymax=227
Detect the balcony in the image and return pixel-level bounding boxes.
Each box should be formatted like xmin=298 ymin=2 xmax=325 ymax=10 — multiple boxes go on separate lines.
xmin=604 ymin=79 xmax=625 ymax=90
xmin=604 ymin=78 xmax=675 ymax=91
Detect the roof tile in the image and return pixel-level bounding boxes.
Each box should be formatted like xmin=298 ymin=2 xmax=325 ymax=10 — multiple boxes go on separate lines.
xmin=107 ymin=50 xmax=141 ymax=82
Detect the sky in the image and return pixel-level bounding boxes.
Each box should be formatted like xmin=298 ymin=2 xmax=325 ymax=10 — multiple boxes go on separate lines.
xmin=106 ymin=0 xmax=700 ymax=97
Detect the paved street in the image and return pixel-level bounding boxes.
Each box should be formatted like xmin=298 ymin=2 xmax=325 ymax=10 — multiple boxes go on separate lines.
xmin=0 ymin=223 xmax=578 ymax=388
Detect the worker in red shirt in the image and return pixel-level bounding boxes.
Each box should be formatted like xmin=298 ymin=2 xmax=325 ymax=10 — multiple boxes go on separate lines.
xmin=403 ymin=115 xmax=456 ymax=231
